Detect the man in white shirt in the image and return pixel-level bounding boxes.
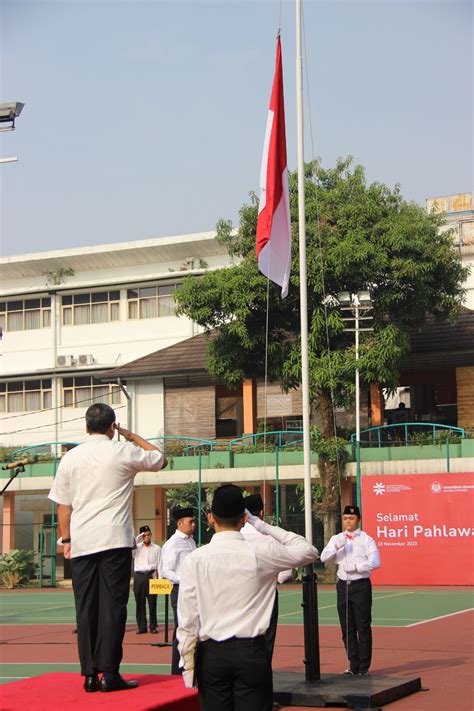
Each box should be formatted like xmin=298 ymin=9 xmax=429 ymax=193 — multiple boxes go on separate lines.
xmin=320 ymin=504 xmax=381 ymax=676
xmin=133 ymin=524 xmax=161 ymax=634
xmin=241 ymin=493 xmax=292 ymax=663
xmin=49 ymin=403 xmax=167 ymax=693
xmin=160 ymin=507 xmax=196 ymax=674
xmin=177 ymin=484 xmax=318 ymax=710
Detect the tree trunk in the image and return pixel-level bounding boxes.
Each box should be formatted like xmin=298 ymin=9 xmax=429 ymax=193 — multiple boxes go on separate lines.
xmin=315 ymin=389 xmax=342 ymax=582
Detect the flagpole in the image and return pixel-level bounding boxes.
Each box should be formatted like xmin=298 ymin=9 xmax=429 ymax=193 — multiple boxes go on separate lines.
xmin=296 ymin=0 xmax=321 ymax=683
xmin=295 ymin=0 xmax=312 ymax=545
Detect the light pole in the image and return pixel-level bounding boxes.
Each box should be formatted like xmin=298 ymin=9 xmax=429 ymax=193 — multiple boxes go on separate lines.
xmin=337 ymin=291 xmax=373 ymax=517
xmin=0 ymin=101 xmax=25 ymax=163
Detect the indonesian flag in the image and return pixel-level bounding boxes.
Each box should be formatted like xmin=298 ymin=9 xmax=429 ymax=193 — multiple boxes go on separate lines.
xmin=256 ymin=35 xmax=291 ymax=298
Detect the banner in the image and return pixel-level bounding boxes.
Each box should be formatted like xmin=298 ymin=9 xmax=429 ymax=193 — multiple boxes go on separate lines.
xmin=362 ymin=472 xmax=474 ymax=585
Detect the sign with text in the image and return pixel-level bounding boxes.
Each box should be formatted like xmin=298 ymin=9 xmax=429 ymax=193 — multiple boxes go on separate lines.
xmin=149 ymin=578 xmax=173 ymax=595
xmin=362 ymin=472 xmax=474 ymax=585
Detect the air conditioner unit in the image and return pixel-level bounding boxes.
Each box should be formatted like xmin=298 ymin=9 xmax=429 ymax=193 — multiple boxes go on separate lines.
xmin=56 ymin=355 xmax=74 ymax=367
xmin=78 ymin=354 xmax=94 ymax=366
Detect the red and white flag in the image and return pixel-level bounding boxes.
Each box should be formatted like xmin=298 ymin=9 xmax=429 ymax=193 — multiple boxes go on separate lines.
xmin=256 ymin=35 xmax=291 ymax=298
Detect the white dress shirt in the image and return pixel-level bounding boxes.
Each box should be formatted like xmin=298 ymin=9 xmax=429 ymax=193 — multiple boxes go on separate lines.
xmin=240 ymin=521 xmax=293 ymax=584
xmin=177 ymin=525 xmax=318 ymax=685
xmin=320 ymin=529 xmax=381 ymax=581
xmin=160 ymin=529 xmax=196 ymax=584
xmin=48 ymin=434 xmax=165 ymax=558
xmin=133 ymin=542 xmax=161 ymax=576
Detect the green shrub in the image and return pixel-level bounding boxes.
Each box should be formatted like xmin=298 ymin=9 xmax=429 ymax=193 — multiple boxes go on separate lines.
xmin=0 ymin=549 xmax=36 ymax=588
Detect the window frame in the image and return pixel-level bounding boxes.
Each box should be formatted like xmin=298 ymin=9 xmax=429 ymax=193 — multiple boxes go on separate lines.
xmin=61 ymin=291 xmax=120 ymax=327
xmin=0 ymin=298 xmax=51 ymax=333
xmin=61 ymin=376 xmax=122 ymax=408
xmin=0 ymin=379 xmax=52 ymax=413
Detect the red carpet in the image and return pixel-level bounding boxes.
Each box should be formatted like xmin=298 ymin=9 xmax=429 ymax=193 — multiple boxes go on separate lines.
xmin=1 ymin=673 xmax=199 ymax=710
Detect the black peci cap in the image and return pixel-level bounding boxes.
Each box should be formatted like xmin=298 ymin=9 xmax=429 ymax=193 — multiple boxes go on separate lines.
xmin=244 ymin=493 xmax=264 ymax=515
xmin=343 ymin=505 xmax=361 ymax=517
xmin=172 ymin=507 xmax=195 ymax=522
xmin=139 ymin=525 xmax=151 ymax=534
xmin=211 ymin=485 xmax=245 ymax=518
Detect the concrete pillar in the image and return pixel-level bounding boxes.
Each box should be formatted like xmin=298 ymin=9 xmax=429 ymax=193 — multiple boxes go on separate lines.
xmin=154 ymin=487 xmax=167 ymax=543
xmin=2 ymin=492 xmax=15 ymax=554
xmin=369 ymin=383 xmax=384 ymax=426
xmin=456 ymin=367 xmax=474 ymax=429
xmin=262 ymin=481 xmax=273 ymax=515
xmin=243 ymin=378 xmax=257 ymax=434
xmin=340 ymin=476 xmax=353 ymax=511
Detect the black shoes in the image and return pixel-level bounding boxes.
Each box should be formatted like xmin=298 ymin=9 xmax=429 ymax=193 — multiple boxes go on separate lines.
xmin=136 ymin=629 xmax=147 ymax=634
xmin=150 ymin=628 xmax=158 ymax=634
xmin=100 ymin=674 xmax=138 ymax=692
xmin=83 ymin=675 xmax=100 ymax=692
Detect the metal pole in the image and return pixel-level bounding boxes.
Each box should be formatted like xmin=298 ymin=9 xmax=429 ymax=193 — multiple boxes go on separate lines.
xmin=296 ymin=0 xmax=320 ymax=683
xmin=117 ymin=378 xmax=132 ymax=431
xmin=198 ymin=454 xmax=202 ymax=545
xmin=355 ymin=298 xmax=362 ymax=515
xmin=302 ymin=564 xmax=321 ymax=681
xmin=275 ymin=447 xmax=280 ymax=524
xmin=296 ymin=0 xmax=312 ymax=545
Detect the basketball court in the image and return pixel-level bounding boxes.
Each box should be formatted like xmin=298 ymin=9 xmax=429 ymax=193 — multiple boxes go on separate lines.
xmin=1 ymin=584 xmax=472 ymax=709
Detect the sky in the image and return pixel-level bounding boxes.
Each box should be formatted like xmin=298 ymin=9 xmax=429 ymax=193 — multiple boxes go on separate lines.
xmin=0 ymin=0 xmax=472 ymax=257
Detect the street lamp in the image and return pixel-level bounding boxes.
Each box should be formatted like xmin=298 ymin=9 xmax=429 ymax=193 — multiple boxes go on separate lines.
xmin=0 ymin=101 xmax=25 ymax=164
xmin=337 ymin=291 xmax=373 ymax=516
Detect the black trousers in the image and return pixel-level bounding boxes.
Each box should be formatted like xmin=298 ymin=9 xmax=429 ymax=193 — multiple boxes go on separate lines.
xmin=336 ymin=577 xmax=373 ymax=673
xmin=264 ymin=590 xmax=278 ymax=661
xmin=170 ymin=583 xmax=181 ymax=675
xmin=196 ymin=636 xmax=273 ymax=711
xmin=134 ymin=571 xmax=157 ymax=632
xmin=71 ymin=547 xmax=132 ymax=676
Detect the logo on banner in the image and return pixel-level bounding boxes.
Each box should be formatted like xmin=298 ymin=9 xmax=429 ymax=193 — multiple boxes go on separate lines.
xmin=373 ymin=482 xmax=385 ymax=495
xmin=431 ymin=482 xmax=442 ymax=494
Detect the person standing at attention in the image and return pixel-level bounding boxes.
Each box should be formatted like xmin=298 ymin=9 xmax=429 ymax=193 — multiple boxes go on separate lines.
xmin=320 ymin=505 xmax=381 ymax=676
xmin=160 ymin=507 xmax=196 ymax=675
xmin=49 ymin=403 xmax=167 ymax=693
xmin=177 ymin=485 xmax=319 ymax=710
xmin=133 ymin=524 xmax=161 ymax=635
xmin=241 ymin=493 xmax=292 ymax=662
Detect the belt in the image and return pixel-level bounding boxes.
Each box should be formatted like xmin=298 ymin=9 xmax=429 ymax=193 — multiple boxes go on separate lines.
xmin=135 ymin=570 xmax=155 ymax=575
xmin=202 ymin=635 xmax=265 ymax=646
xmin=337 ymin=577 xmax=370 ymax=586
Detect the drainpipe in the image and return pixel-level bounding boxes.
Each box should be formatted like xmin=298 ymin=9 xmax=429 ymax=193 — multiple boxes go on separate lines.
xmin=117 ymin=378 xmax=132 ymax=431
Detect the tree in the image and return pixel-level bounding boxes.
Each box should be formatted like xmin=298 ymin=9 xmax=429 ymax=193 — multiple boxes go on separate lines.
xmin=175 ymin=158 xmax=468 ymax=542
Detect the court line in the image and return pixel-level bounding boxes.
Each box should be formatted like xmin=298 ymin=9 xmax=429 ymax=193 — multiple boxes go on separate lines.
xmin=279 ymin=601 xmax=338 ymax=618
xmin=0 ymin=604 xmax=75 ymax=619
xmin=0 ymin=663 xmax=171 ymax=667
xmin=406 ymin=607 xmax=474 ymax=627
xmin=372 ymin=592 xmax=415 ymax=602
xmin=279 ymin=590 xmax=415 ymax=619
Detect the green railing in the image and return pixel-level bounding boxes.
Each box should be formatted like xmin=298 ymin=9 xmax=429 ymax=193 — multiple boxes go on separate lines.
xmin=226 ymin=431 xmax=304 ymax=452
xmin=9 ymin=441 xmax=79 ymax=588
xmin=12 ymin=442 xmax=79 ymax=460
xmin=350 ymin=423 xmax=465 ymax=449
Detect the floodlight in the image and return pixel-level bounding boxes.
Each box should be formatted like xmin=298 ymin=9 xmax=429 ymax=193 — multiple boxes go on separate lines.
xmin=358 ymin=290 xmax=372 ymax=303
xmin=0 ymin=102 xmax=25 ymax=131
xmin=337 ymin=291 xmax=352 ymax=304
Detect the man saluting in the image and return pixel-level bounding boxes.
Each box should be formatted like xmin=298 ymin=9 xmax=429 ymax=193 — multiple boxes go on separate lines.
xmin=177 ymin=485 xmax=319 ymax=710
xmin=321 ymin=505 xmax=381 ymax=676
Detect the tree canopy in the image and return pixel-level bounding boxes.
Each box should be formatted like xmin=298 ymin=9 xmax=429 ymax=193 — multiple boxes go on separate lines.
xmin=176 ymin=157 xmax=467 ymax=437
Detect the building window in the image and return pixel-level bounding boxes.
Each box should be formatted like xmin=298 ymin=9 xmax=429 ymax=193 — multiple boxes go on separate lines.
xmin=62 ymin=291 xmax=120 ymax=326
xmin=62 ymin=376 xmax=121 ymax=408
xmin=127 ymin=284 xmax=178 ymax=319
xmin=0 ymin=298 xmax=51 ymax=332
xmin=0 ymin=380 xmax=52 ymax=413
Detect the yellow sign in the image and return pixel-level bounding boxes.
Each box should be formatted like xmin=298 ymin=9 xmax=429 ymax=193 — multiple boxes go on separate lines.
xmin=149 ymin=578 xmax=173 ymax=595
